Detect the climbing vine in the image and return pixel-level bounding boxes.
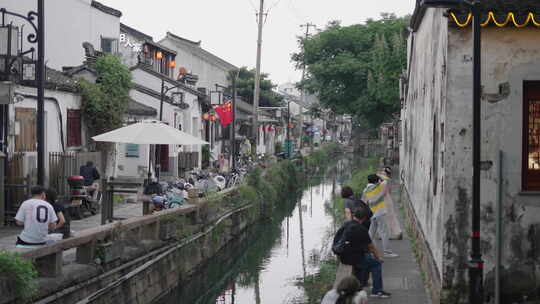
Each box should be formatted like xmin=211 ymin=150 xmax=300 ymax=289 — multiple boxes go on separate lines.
xmin=79 ymin=55 xmax=132 ymax=137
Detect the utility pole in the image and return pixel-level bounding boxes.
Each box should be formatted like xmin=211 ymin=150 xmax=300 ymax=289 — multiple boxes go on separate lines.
xmin=231 ymin=71 xmax=239 ymax=169
xmin=37 ymin=0 xmax=45 ymax=186
xmin=299 ymin=23 xmax=315 ymax=150
xmin=252 ymin=0 xmax=265 ymax=153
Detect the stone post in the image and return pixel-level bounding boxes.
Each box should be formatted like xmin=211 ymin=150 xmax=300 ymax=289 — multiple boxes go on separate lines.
xmin=0 ymin=152 xmax=5 ymax=226
xmin=187 ymin=188 xmax=199 ymax=204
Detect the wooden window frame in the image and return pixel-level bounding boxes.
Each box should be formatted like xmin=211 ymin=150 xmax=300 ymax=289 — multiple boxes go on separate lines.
xmin=522 ymin=81 xmax=540 ymax=191
xmin=100 ymin=36 xmax=118 ymax=55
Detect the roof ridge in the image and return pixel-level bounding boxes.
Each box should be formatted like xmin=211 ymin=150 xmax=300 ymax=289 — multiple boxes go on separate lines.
xmin=163 ymin=32 xmax=238 ymax=70
xmin=121 ymin=23 xmax=154 ymax=42
xmin=166 ymin=32 xmax=201 ymax=46
xmin=91 ymin=1 xmax=122 ymax=17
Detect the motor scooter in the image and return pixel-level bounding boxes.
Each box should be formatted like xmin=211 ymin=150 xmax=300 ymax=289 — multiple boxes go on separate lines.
xmin=67 ymin=176 xmax=99 ymax=219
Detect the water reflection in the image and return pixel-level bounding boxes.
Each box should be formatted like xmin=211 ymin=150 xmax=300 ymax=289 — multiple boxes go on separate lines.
xmin=158 ymin=156 xmax=356 ymax=304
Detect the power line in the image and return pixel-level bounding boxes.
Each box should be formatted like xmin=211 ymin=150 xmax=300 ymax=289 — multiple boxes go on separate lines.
xmin=287 ymin=0 xmax=307 ymax=23
xmin=247 ymin=0 xmax=258 ymax=12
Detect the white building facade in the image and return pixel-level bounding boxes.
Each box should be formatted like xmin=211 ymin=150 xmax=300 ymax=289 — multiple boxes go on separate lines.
xmin=401 ymin=2 xmax=540 ymax=302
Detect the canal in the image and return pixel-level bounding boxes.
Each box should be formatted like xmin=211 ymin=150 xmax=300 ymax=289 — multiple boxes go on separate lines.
xmin=158 ymin=156 xmax=355 ymax=304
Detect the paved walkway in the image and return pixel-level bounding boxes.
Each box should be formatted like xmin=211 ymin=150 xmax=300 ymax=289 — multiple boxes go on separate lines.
xmin=0 ymin=202 xmax=144 ymax=251
xmin=335 ymin=183 xmax=430 ymax=304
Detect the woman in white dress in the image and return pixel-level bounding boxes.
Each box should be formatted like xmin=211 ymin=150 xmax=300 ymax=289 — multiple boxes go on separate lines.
xmin=378 ymin=167 xmax=402 ymax=240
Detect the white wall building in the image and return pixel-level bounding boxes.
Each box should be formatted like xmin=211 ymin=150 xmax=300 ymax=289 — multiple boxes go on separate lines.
xmin=401 ymin=1 xmax=540 ymax=302
xmin=159 ymin=32 xmax=240 ymax=161
xmin=1 ymin=0 xmax=121 ymax=70
xmin=117 ymin=24 xmax=205 ymax=179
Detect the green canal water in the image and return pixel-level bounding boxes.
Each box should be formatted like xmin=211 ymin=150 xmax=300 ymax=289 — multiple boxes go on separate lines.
xmin=158 ymin=157 xmax=356 ymax=304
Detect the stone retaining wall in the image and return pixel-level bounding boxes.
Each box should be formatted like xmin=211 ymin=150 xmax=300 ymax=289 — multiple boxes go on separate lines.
xmin=33 ymin=203 xmax=258 ymax=304
xmin=400 ymin=185 xmax=441 ymax=304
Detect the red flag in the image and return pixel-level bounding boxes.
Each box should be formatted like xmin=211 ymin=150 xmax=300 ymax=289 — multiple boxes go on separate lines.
xmin=215 ymin=102 xmax=233 ymax=126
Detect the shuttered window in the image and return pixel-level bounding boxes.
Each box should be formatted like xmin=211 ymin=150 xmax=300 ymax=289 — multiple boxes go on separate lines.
xmin=67 ymin=109 xmax=82 ymax=147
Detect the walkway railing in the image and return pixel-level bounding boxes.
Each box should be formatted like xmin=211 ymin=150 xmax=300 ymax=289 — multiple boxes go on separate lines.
xmin=16 ymin=203 xmax=200 ymax=277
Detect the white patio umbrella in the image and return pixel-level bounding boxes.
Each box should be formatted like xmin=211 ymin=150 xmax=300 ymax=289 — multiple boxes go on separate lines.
xmin=92 ymin=120 xmax=209 ymax=181
xmin=92 ymin=120 xmax=209 ymax=145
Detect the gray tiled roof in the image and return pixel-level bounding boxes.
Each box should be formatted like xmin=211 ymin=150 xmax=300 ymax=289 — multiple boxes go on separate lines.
xmin=412 ymin=0 xmax=540 ymax=30
xmin=91 ymin=1 xmax=122 ymax=17
xmin=127 ymin=98 xmax=157 ymax=116
xmin=476 ymin=0 xmax=540 ymax=12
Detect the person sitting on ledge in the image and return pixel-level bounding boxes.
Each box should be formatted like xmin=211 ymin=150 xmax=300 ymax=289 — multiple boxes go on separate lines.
xmin=15 ymin=186 xmax=58 ymax=248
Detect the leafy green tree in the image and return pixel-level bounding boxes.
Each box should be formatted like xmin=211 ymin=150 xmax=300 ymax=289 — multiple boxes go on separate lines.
xmin=80 ymin=55 xmax=132 ymax=137
xmin=292 ymin=14 xmax=409 ymax=128
xmin=230 ymin=67 xmax=284 ymax=107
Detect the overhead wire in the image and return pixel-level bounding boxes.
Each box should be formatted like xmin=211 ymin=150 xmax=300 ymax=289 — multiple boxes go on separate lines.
xmin=287 ymin=0 xmax=308 ymax=23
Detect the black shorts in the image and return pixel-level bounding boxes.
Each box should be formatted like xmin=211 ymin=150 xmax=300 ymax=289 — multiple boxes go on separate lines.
xmin=16 ymin=236 xmax=45 ymax=246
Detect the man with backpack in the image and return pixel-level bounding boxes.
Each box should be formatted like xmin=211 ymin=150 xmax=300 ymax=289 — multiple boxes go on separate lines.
xmin=333 ymin=207 xmax=391 ymax=298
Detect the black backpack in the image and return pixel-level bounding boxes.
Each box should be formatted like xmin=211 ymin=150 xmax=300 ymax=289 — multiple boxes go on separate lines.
xmin=332 ymin=225 xmax=352 ymax=264
xmin=353 ymin=195 xmax=373 ymax=219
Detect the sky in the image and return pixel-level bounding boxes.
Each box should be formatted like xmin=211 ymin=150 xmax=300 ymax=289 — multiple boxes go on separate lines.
xmin=99 ymin=0 xmax=415 ymax=85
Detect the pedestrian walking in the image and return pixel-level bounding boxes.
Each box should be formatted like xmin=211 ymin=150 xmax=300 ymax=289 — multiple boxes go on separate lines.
xmin=361 ymin=174 xmax=399 ymax=258
xmin=14 ymin=186 xmax=58 ymax=248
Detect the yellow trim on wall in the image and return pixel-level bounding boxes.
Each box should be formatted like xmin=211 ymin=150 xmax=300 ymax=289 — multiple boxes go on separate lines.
xmin=450 ymin=12 xmax=540 ymax=28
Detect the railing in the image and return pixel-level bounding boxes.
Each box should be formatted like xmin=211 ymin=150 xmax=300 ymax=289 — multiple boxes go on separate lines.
xmin=15 ymin=203 xmax=201 ymax=277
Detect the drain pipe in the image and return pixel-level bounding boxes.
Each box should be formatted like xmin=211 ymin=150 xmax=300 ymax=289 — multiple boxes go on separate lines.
xmin=495 ymin=150 xmax=503 ymax=304
xmin=19 ymin=93 xmax=66 ymax=152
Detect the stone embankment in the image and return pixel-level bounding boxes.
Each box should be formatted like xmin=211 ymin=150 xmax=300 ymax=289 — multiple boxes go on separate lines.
xmin=1 ymin=143 xmax=342 ymax=304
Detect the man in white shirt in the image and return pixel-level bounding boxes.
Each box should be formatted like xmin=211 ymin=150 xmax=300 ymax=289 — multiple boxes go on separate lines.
xmin=15 ymin=186 xmax=58 ymax=247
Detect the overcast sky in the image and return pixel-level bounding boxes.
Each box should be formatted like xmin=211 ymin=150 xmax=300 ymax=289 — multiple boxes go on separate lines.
xmin=100 ymin=0 xmax=415 ymax=85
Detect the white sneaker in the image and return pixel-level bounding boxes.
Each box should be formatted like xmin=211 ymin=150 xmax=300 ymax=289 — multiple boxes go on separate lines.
xmin=383 ymin=251 xmax=399 ymax=258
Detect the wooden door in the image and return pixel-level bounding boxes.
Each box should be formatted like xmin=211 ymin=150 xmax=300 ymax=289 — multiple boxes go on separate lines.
xmin=15 ymin=108 xmax=36 ymax=152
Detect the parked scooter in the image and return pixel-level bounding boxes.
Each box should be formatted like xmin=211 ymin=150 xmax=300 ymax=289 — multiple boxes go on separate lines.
xmin=67 ymin=176 xmax=99 ymax=219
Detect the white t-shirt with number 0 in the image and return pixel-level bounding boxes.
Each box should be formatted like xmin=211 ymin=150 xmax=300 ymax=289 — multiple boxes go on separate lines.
xmin=15 ymin=199 xmax=58 ymax=244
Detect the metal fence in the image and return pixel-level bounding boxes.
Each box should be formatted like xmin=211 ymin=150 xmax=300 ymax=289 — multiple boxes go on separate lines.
xmin=3 ymin=153 xmax=31 ymax=224
xmin=49 ymin=152 xmax=102 ymax=197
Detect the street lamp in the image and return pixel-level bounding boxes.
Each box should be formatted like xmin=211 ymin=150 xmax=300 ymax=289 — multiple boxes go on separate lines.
xmin=419 ymin=1 xmax=483 ymax=303
xmin=155 ymin=71 xmax=189 ymax=181
xmin=0 ymin=2 xmax=45 ymax=186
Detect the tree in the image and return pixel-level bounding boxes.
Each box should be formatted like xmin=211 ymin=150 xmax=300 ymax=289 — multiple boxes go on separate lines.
xmin=292 ymin=13 xmax=409 ymax=128
xmin=79 ymin=55 xmax=132 ymax=176
xmin=230 ymin=67 xmax=284 ymax=107
xmin=80 ymin=55 xmax=132 ymax=137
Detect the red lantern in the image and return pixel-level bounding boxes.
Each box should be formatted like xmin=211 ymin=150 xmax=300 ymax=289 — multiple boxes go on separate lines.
xmin=202 ymin=113 xmax=210 ymax=120
xmin=210 ymin=114 xmax=217 ymax=121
